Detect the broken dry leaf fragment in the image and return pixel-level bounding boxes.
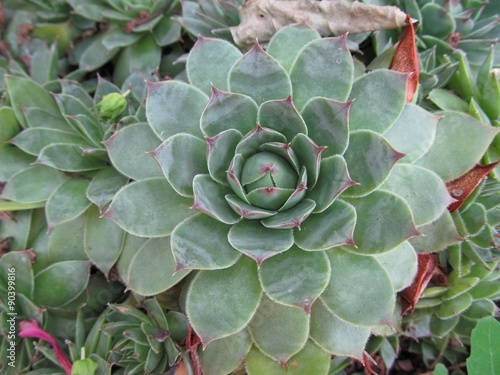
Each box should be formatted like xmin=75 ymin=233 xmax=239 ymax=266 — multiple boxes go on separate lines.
xmin=230 ymin=0 xmax=412 ymax=49
xmin=446 ymin=162 xmax=499 ymax=212
xmin=390 ymin=14 xmax=419 ymax=102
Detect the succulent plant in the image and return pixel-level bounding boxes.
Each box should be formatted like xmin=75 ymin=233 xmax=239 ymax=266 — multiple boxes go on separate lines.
xmin=98 ymin=23 xmax=498 ymax=373
xmin=67 ymin=0 xmax=182 ymax=85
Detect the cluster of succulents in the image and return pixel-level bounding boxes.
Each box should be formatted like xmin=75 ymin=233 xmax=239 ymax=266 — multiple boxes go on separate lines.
xmin=0 ymin=0 xmax=499 ymax=374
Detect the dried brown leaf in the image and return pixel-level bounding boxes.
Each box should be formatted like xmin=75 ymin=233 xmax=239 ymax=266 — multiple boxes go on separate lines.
xmin=231 ymin=0 xmax=412 ymax=49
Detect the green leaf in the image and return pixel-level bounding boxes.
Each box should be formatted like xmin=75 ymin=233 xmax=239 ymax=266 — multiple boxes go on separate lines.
xmin=127 ymin=237 xmax=189 ymax=296
xmin=187 ymin=37 xmax=242 ymax=95
xmin=79 ymin=31 xmax=120 ymax=71
xmin=0 ymin=251 xmax=34 ymax=299
xmin=246 ymin=341 xmax=330 ymax=375
xmin=228 ymin=220 xmax=293 ymax=264
xmin=380 ymin=164 xmax=452 ymax=226
xmin=261 ymin=199 xmax=316 ymax=229
xmin=428 ymin=89 xmax=469 ymax=112
xmin=290 ymin=133 xmax=323 ymax=189
xmin=416 ymin=111 xmax=498 ymax=181
xmin=150 ymin=134 xmax=208 ymax=197
xmin=430 ymin=315 xmax=460 ymax=338
xmin=248 ymin=295 xmax=309 ymax=363
xmin=171 ymin=214 xmax=241 ymax=271
xmin=1 ymin=165 xmax=68 ymax=203
xmin=307 ymin=155 xmax=355 ymax=213
xmin=383 ymin=104 xmax=438 ymax=163
xmin=345 ymin=190 xmax=418 ymax=254
xmin=86 ymin=167 xmax=128 ymax=212
xmin=373 ymin=241 xmax=417 ymax=291
xmin=5 ymin=75 xmax=61 ymax=127
xmin=433 ymin=363 xmax=448 ymax=375
xmin=24 ymin=107 xmax=72 ymax=131
xmin=207 ymin=129 xmax=243 ymax=185
xmin=348 ymin=70 xmax=408 ymax=133
xmin=201 ymin=89 xmax=258 ymax=137
xmin=267 ymin=24 xmax=321 ymax=72
xmin=192 ymin=175 xmax=241 ymax=224
xmin=0 ymin=148 xmax=35 ymax=182
xmin=199 ymin=329 xmax=252 ymax=375
xmin=259 ymin=246 xmax=330 ymax=311
xmin=152 ymin=16 xmax=181 ymax=47
xmin=295 ymin=199 xmax=356 ymax=251
xmin=258 ymin=98 xmax=307 ymax=141
xmin=301 ymin=98 xmax=350 ymax=157
xmin=105 ymin=123 xmax=163 ymax=180
xmin=290 ymin=35 xmax=353 ymax=110
xmin=229 ymin=43 xmax=292 ymax=105
xmin=115 ymin=234 xmax=148 ymax=286
xmin=45 ymin=178 xmax=91 ymax=230
xmin=0 ymin=107 xmax=20 ymax=151
xmin=187 ymin=256 xmax=262 ymax=345
xmin=225 ymin=195 xmax=277 ymax=219
xmin=47 ymin=215 xmax=87 ymax=262
xmin=436 ymin=293 xmax=473 ymax=319
xmin=421 ymin=3 xmax=455 ymax=38
xmin=36 ymin=143 xmax=105 ymax=172
xmin=34 ymin=260 xmax=90 ymax=308
xmin=146 ymin=81 xmax=208 ymax=140
xmin=104 ymin=178 xmax=194 ymax=237
xmin=321 ymin=248 xmax=395 ymax=326
xmin=85 ymin=205 xmax=125 ymax=277
xmin=343 ymin=130 xmax=404 ymax=197
xmin=10 ymin=128 xmax=88 ymax=156
xmin=310 ymin=300 xmax=370 ymax=359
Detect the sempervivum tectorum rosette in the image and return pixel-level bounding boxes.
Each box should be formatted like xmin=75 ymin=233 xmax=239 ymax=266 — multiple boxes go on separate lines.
xmin=103 ymin=24 xmax=498 ymax=373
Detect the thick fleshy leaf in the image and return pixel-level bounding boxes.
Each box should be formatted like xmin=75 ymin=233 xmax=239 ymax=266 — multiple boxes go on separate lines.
xmin=171 ymin=214 xmax=241 ymax=271
xmin=0 ymin=251 xmax=34 ymax=299
xmin=104 ymin=178 xmax=194 ymax=237
xmin=321 ymin=248 xmax=395 ymax=326
xmin=380 ymin=164 xmax=453 ymax=226
xmin=127 ymin=237 xmax=190 ymax=296
xmin=409 ymin=211 xmax=462 ymax=253
xmin=228 ymin=43 xmax=292 ymax=105
xmin=246 ymin=187 xmax=295 ymax=211
xmin=0 ymin=108 xmax=20 ymax=151
xmin=310 ymin=301 xmax=370 ymax=359
xmin=79 ymin=31 xmax=120 ymax=71
xmin=5 ymin=75 xmax=60 ymax=127
xmin=36 ymin=143 xmax=105 ymax=172
xmin=227 ymin=154 xmax=248 ymax=202
xmin=261 ymin=199 xmax=316 ymax=229
xmin=260 ymin=142 xmax=300 ymax=174
xmin=308 ymin=155 xmax=356 ymax=213
xmin=241 ymin=152 xmax=297 ymax=189
xmin=467 ymin=317 xmax=500 ymax=375
xmin=199 ymin=329 xmax=252 ymax=375
xmin=34 ymin=261 xmax=90 ymax=308
xmin=436 ymin=293 xmax=473 ymax=319
xmin=295 ymin=199 xmax=356 ymax=251
xmin=258 ymin=97 xmax=307 ymax=141
xmin=225 ymin=195 xmax=277 ymax=219
xmin=228 ymin=220 xmax=293 ymax=264
xmin=200 ymin=89 xmax=258 ymax=137
xmin=246 ymin=341 xmax=330 ymax=375
xmin=1 ymin=166 xmax=68 ymax=203
xmin=259 ymin=247 xmax=330 ymax=311
xmin=85 ymin=205 xmax=125 ymax=277
xmin=416 ymin=111 xmax=498 ymax=181
xmin=390 ymin=16 xmax=419 ymax=102
xmin=187 ymin=37 xmax=242 ymax=95
xmin=343 ymin=130 xmax=405 ymax=197
xmin=10 ymin=128 xmax=88 ymax=156
xmin=151 ymin=134 xmax=208 ymax=197
xmin=86 ymin=168 xmax=128 ymax=212
xmin=291 ymin=134 xmax=324 ymax=189
xmin=235 ymin=125 xmax=286 ymax=158
xmin=301 ymin=98 xmax=351 ymax=157
xmin=0 ymin=148 xmax=35 ymax=181
xmin=45 ymin=179 xmax=91 ymax=231
xmin=104 ymin=123 xmax=163 ymax=180
xmin=248 ymin=295 xmax=309 ymax=363
xmin=23 ymin=108 xmax=70 ymax=131
xmin=207 ymin=130 xmax=243 ymax=185
xmin=373 ymin=241 xmax=418 ymax=292
xmin=345 ymin=190 xmax=419 ymax=254
xmin=115 ymin=234 xmax=148 ymax=286
xmin=267 ymin=24 xmax=321 ymax=72
xmin=290 ymin=35 xmax=353 ymax=110
xmin=47 ymin=215 xmax=87 ymax=262
xmin=446 ymin=163 xmax=499 ymax=212
xmin=348 ymin=70 xmax=408 ymax=133
xmin=187 ymin=256 xmax=262 ymax=345
xmin=193 ymin=175 xmax=240 ymax=224
xmin=383 ymin=104 xmax=438 ymax=163
xmin=146 ymin=81 xmax=208 ymax=140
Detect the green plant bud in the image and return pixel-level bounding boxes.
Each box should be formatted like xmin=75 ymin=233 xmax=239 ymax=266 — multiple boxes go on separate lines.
xmin=97 ymin=92 xmax=128 ymax=121
xmin=71 ymin=358 xmax=98 ymax=375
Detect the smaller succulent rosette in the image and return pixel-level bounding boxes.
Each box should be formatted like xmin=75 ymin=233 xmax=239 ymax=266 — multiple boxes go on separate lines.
xmin=104 ymin=24 xmax=497 ymax=372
